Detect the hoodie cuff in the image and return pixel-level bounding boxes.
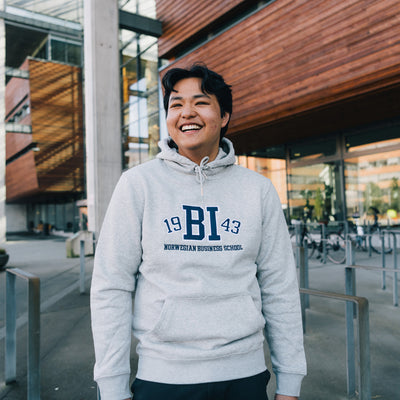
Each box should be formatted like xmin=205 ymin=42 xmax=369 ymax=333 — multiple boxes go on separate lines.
xmin=275 ymin=372 xmax=305 ymax=397
xmin=97 ymin=374 xmax=131 ymax=400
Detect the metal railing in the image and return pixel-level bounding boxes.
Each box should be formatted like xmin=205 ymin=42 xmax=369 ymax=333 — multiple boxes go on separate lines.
xmin=298 ymin=244 xmax=371 ymax=400
xmin=79 ymin=237 xmax=96 ymax=294
xmin=80 ymin=239 xmax=86 ymax=294
xmin=300 ymin=288 xmax=370 ymax=400
xmin=5 ymin=268 xmax=41 ymax=400
xmin=346 ymin=239 xmax=398 ymax=307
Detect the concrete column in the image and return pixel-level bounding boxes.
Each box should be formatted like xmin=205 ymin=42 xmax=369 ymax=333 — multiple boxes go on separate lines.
xmin=0 ymin=8 xmax=6 ymax=244
xmin=84 ymin=0 xmax=122 ymax=238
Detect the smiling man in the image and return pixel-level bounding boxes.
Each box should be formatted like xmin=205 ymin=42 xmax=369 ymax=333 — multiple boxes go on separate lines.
xmin=91 ymin=64 xmax=306 ymax=400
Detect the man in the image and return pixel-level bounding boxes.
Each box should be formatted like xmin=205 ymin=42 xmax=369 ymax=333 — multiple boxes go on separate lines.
xmin=91 ymin=64 xmax=306 ymax=400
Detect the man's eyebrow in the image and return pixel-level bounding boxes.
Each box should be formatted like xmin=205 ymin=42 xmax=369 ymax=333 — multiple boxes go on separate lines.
xmin=169 ymin=93 xmax=211 ymax=102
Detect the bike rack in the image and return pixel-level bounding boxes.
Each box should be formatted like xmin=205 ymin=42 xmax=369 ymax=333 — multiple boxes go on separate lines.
xmin=298 ymin=245 xmax=371 ymax=400
xmin=381 ymin=230 xmax=399 ymax=293
xmin=300 ymin=287 xmax=370 ymax=400
xmin=346 ymin=239 xmax=398 ymax=307
xmin=5 ymin=268 xmax=41 ymax=400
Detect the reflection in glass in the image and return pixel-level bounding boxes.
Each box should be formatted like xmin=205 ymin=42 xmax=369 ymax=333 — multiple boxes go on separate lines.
xmin=6 ymin=0 xmax=84 ymax=24
xmin=121 ymin=30 xmax=160 ymax=169
xmin=345 ymin=149 xmax=400 ymax=225
xmin=119 ymin=0 xmax=156 ymax=18
xmin=288 ymin=162 xmax=343 ymax=223
xmin=236 ymin=156 xmax=287 ymax=209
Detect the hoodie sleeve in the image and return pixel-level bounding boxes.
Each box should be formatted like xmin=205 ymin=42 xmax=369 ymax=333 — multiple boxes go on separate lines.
xmin=256 ymin=181 xmax=307 ymax=397
xmin=90 ymin=172 xmax=144 ymax=400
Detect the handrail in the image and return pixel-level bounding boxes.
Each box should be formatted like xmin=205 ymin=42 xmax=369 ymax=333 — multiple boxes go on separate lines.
xmin=298 ymin=243 xmax=371 ymax=400
xmin=346 ymin=239 xmax=398 ymax=307
xmin=80 ymin=239 xmax=86 ymax=294
xmin=5 ymin=267 xmax=41 ymax=400
xmin=299 ymin=288 xmax=370 ymax=400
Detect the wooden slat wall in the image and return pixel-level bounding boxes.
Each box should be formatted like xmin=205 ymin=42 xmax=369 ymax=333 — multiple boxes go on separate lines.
xmin=160 ymin=0 xmax=400 ymax=142
xmin=5 ymin=59 xmax=30 ymax=118
xmin=6 ymin=152 xmax=39 ymax=202
xmin=6 ymin=132 xmax=32 ymax=160
xmin=156 ymin=0 xmax=251 ymax=58
xmin=5 ymin=58 xmax=84 ymax=202
xmin=28 ymin=59 xmax=84 ymax=194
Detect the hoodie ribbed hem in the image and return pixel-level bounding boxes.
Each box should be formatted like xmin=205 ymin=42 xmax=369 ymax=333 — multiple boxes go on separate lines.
xmin=276 ymin=372 xmax=305 ymax=397
xmin=136 ymin=347 xmax=266 ymax=384
xmin=96 ymin=373 xmax=131 ymax=400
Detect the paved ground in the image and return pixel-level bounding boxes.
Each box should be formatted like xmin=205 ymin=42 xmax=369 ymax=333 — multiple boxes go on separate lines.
xmin=0 ymin=234 xmax=399 ymax=399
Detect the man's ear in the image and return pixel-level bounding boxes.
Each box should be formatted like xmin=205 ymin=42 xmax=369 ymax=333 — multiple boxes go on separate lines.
xmin=222 ymin=112 xmax=230 ymax=128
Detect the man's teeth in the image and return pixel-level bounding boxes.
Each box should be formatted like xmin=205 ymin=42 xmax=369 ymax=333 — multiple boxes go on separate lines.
xmin=181 ymin=125 xmax=201 ymax=132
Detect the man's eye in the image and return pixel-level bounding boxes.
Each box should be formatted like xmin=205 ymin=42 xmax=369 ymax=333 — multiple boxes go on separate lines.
xmin=196 ymin=101 xmax=209 ymax=106
xmin=170 ymin=103 xmax=181 ymax=108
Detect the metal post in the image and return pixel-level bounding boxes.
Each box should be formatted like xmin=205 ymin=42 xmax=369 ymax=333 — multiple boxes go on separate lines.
xmin=28 ymin=277 xmax=41 ymax=399
xmin=5 ymin=268 xmax=41 ymax=400
xmin=367 ymin=222 xmax=372 ymax=257
xmin=299 ymin=245 xmax=306 ymax=333
xmin=322 ymin=224 xmax=327 ymax=264
xmin=303 ymin=239 xmax=309 ymax=309
xmin=5 ymin=272 xmax=17 ymax=383
xmin=345 ymin=267 xmax=356 ymax=397
xmin=392 ymin=233 xmax=398 ymax=307
xmin=80 ymin=239 xmax=86 ymax=294
xmin=381 ymin=233 xmax=386 ymax=290
xmin=300 ymin=288 xmax=371 ymax=399
xmin=357 ymin=297 xmax=371 ymax=400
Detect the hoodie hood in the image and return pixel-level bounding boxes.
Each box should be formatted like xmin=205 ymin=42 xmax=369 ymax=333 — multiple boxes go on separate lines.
xmin=157 ymin=137 xmax=236 ymax=195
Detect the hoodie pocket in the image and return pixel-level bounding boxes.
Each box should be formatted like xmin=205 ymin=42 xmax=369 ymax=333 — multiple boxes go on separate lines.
xmin=150 ymin=294 xmax=265 ymax=350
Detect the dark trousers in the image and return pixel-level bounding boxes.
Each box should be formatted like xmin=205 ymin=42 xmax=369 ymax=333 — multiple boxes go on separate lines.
xmin=131 ymin=370 xmax=270 ymax=400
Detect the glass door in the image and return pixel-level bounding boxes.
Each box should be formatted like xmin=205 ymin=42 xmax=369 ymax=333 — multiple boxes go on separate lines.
xmin=288 ymin=161 xmax=345 ymax=224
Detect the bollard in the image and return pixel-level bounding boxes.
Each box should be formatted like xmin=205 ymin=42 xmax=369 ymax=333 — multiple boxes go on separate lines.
xmin=392 ymin=234 xmax=398 ymax=307
xmin=321 ymin=224 xmax=327 ymax=263
xmin=381 ymin=233 xmax=386 ymax=290
xmin=5 ymin=268 xmax=41 ymax=400
xmin=80 ymin=239 xmax=86 ymax=294
xmin=300 ymin=288 xmax=371 ymax=400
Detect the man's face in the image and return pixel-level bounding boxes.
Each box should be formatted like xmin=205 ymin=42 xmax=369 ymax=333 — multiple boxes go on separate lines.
xmin=166 ymin=77 xmax=230 ymax=164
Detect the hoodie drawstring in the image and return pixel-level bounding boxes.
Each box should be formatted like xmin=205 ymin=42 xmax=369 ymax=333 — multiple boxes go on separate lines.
xmin=194 ymin=157 xmax=209 ymax=196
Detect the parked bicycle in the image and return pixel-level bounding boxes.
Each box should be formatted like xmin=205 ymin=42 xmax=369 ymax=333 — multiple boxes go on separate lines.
xmin=349 ymin=209 xmax=392 ymax=255
xmin=290 ymin=222 xmax=346 ymax=264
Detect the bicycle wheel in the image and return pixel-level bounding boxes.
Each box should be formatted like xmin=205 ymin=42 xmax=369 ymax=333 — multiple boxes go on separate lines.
xmin=371 ymin=234 xmax=393 ymax=254
xmin=326 ymin=232 xmax=346 ymax=264
xmin=304 ymin=233 xmax=316 ymax=259
xmin=289 ymin=231 xmax=316 ymax=259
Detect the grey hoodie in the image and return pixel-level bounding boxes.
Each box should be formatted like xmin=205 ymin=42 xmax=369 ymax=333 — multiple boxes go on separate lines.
xmin=91 ymin=138 xmax=306 ymax=399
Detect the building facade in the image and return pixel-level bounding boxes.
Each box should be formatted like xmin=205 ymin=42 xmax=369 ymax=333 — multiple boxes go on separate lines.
xmin=156 ymin=0 xmax=400 ymax=226
xmin=1 ymin=1 xmax=84 ymax=238
xmin=2 ymin=0 xmax=399 ymax=240
xmin=2 ymin=0 xmax=162 ymax=239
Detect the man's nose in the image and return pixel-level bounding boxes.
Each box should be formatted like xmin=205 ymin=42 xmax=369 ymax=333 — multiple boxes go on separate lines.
xmin=181 ymin=103 xmax=196 ymax=117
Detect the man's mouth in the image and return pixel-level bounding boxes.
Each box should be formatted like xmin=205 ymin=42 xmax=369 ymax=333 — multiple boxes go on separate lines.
xmin=180 ymin=124 xmax=202 ymax=132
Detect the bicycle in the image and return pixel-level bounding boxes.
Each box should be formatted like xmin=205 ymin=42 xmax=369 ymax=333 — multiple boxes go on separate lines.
xmin=348 ymin=219 xmax=392 ymax=255
xmin=290 ymin=222 xmax=346 ymax=264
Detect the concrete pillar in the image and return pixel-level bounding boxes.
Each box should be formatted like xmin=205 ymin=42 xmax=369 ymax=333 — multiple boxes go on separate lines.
xmin=0 ymin=8 xmax=6 ymax=244
xmin=84 ymin=0 xmax=122 ymax=238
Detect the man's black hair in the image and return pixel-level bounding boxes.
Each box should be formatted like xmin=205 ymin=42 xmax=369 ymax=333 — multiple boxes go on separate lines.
xmin=162 ymin=64 xmax=232 ymax=140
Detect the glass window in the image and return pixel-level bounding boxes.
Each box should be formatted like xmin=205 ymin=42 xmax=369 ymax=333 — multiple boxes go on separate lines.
xmin=6 ymin=0 xmax=84 ymax=24
xmin=236 ymin=155 xmax=288 ymax=209
xmin=289 ymin=136 xmax=336 ymax=162
xmin=50 ymin=38 xmax=82 ymax=65
xmin=119 ymin=0 xmax=156 ymax=18
xmin=345 ymin=149 xmax=400 ymax=225
xmin=288 ymin=162 xmax=344 ymax=223
xmin=51 ymin=39 xmax=66 ymax=62
xmin=121 ymin=30 xmax=160 ymax=169
xmin=345 ymin=123 xmax=400 ymax=153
